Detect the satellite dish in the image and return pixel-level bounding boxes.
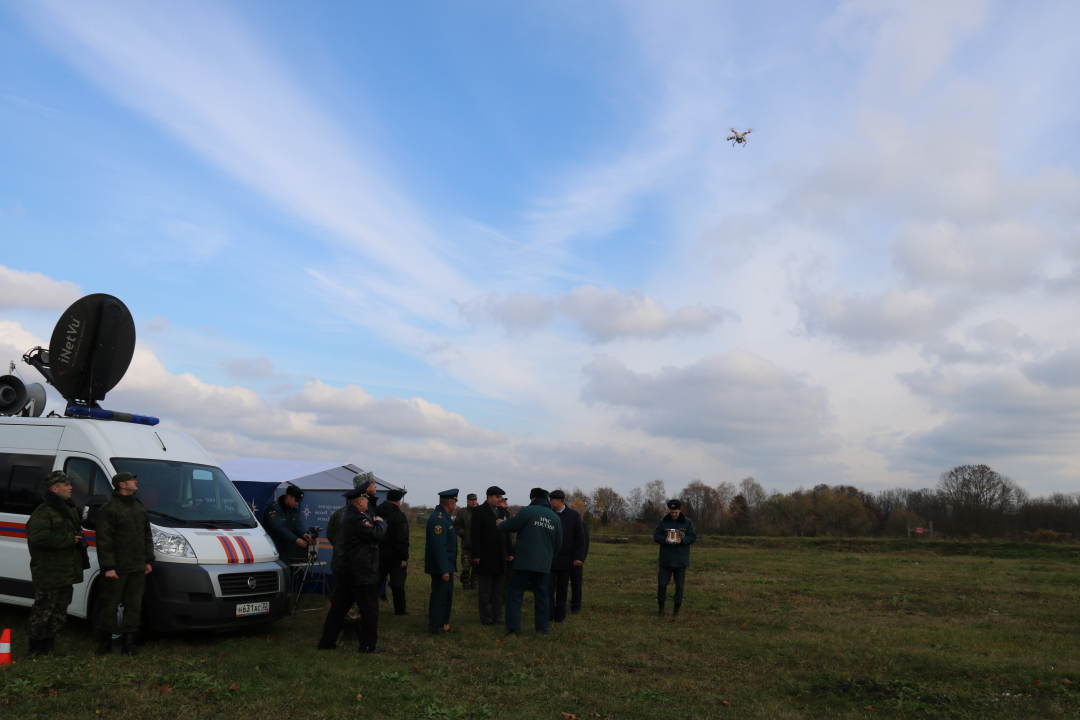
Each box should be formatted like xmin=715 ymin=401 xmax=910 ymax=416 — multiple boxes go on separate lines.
xmin=47 ymin=293 xmax=136 ymax=406
xmin=0 ymin=375 xmax=27 ymax=415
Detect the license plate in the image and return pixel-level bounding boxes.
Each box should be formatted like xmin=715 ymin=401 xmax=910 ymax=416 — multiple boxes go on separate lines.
xmin=235 ymin=601 xmax=270 ymax=617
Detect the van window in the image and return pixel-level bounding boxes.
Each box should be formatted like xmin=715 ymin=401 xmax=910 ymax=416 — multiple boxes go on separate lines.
xmin=110 ymin=458 xmax=255 ymax=528
xmin=0 ymin=454 xmax=54 ymax=513
xmin=63 ymin=457 xmax=111 ymax=509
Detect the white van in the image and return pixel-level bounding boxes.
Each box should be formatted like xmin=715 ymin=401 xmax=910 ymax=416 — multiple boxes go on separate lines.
xmin=0 ymin=415 xmax=290 ymax=632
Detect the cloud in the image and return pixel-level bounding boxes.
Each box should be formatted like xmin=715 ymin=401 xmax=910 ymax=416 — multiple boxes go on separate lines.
xmin=580 ymin=350 xmax=837 ymax=461
xmin=1024 ymin=348 xmax=1080 ymax=389
xmin=460 ymin=285 xmax=733 ymax=342
xmin=223 ymin=355 xmax=279 ymax=380
xmin=799 ymin=287 xmax=968 ymax=350
xmin=0 ymin=264 xmax=82 ymax=311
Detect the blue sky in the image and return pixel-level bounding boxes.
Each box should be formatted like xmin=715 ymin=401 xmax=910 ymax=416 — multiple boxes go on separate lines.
xmin=3 ymin=1 xmax=1080 ymax=500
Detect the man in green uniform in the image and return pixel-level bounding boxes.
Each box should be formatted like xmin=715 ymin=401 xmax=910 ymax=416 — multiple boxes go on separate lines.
xmin=27 ymin=470 xmax=90 ymax=656
xmin=424 ymin=489 xmax=458 ymax=635
xmin=262 ymin=485 xmax=312 ymax=561
xmin=454 ymin=493 xmax=478 ymax=590
xmin=94 ymin=472 xmax=154 ymax=656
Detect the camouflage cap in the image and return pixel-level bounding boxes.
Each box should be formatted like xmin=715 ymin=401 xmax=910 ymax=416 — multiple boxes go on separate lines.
xmin=44 ymin=470 xmax=68 ymax=488
xmin=111 ymin=471 xmax=137 ymax=488
xmin=466 ymin=493 xmax=478 ymax=501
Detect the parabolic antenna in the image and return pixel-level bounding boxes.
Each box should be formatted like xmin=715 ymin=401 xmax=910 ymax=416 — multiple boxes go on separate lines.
xmin=47 ymin=293 xmax=136 ymax=406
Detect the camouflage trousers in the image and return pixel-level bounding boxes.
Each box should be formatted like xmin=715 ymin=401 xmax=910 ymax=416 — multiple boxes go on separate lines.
xmin=459 ymin=550 xmax=476 ymax=589
xmin=29 ymin=585 xmax=73 ymax=640
xmin=98 ymin=571 xmax=146 ymax=633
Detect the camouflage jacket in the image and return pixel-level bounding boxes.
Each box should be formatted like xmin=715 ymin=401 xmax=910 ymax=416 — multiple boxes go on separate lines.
xmin=453 ymin=505 xmax=474 ymax=549
xmin=27 ymin=491 xmax=90 ymax=590
xmin=96 ymin=493 xmax=155 ymax=574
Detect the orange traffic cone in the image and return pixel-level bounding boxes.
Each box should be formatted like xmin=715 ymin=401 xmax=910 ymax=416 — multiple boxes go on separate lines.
xmin=0 ymin=628 xmax=11 ymax=665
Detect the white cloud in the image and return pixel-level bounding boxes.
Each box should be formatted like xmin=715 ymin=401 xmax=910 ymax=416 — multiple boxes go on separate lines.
xmin=0 ymin=264 xmax=82 ymax=311
xmin=799 ymin=287 xmax=967 ymax=349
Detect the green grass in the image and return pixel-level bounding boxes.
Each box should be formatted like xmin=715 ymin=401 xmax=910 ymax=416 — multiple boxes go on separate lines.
xmin=4 ymin=533 xmax=1080 ymax=719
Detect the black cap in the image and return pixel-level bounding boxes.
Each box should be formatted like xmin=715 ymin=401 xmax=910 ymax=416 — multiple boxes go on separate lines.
xmin=386 ymin=489 xmax=405 ymax=502
xmin=486 ymin=486 xmax=505 ymax=497
xmin=549 ymin=489 xmax=566 ymax=500
xmin=285 ymin=485 xmax=305 ymax=501
xmin=343 ymin=487 xmax=368 ymax=500
xmin=529 ymin=487 xmax=549 ymax=500
xmin=112 ymin=472 xmax=137 ymax=489
xmin=438 ymin=489 xmax=459 ymax=501
xmin=666 ymin=499 xmax=682 ymax=510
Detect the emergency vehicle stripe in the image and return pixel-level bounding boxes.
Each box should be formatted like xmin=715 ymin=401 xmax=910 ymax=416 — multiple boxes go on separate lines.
xmin=0 ymin=521 xmax=27 ymax=539
xmin=216 ymin=535 xmax=238 ymax=563
xmin=84 ymin=530 xmax=97 ymax=547
xmin=233 ymin=536 xmax=254 ymax=563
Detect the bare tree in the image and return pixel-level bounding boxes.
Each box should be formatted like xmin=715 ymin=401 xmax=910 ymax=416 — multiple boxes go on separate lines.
xmin=937 ymin=464 xmax=1022 ymax=536
xmin=739 ymin=476 xmax=767 ymax=513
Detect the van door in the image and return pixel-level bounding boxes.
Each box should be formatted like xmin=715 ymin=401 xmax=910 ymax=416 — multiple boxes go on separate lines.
xmin=58 ymin=453 xmax=113 ymax=618
xmin=0 ymin=452 xmax=56 ymax=604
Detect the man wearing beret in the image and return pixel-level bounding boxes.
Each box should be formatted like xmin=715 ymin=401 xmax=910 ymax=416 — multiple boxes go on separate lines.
xmin=498 ymin=488 xmax=562 ymax=636
xmin=454 ymin=493 xmax=479 ymax=591
xmin=26 ymin=470 xmax=90 ymax=656
xmin=424 ymin=489 xmax=458 ymax=634
xmin=263 ymin=484 xmax=313 ymax=561
xmin=375 ymin=488 xmax=410 ymax=616
xmin=470 ymin=485 xmax=514 ymax=626
xmin=653 ymin=499 xmax=697 ymax=618
xmin=317 ymin=487 xmax=387 ymax=652
xmin=94 ymin=472 xmax=154 ymax=656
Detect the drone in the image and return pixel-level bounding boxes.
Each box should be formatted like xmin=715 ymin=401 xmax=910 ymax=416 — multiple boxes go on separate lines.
xmin=727 ymin=128 xmax=752 ymax=147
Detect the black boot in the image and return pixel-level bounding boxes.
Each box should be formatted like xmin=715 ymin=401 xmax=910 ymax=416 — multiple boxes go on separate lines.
xmin=672 ymin=602 xmax=681 ymax=618
xmin=121 ymin=633 xmax=138 ymax=657
xmin=28 ymin=637 xmax=46 ymax=656
xmin=93 ymin=631 xmax=112 ymax=656
xmin=656 ymin=587 xmax=666 ymax=617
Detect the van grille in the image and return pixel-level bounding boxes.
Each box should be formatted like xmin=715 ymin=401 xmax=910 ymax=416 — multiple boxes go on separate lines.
xmin=218 ymin=571 xmax=279 ymax=596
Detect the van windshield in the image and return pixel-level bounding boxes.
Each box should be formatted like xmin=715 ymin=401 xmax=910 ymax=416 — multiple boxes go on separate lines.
xmin=110 ymin=458 xmax=256 ymax=528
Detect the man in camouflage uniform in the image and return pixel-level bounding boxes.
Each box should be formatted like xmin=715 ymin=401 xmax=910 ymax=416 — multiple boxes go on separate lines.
xmin=27 ymin=470 xmax=90 ymax=656
xmin=326 ymin=473 xmax=378 ymax=639
xmin=94 ymin=472 xmax=154 ymax=656
xmin=454 ymin=493 xmax=478 ymax=590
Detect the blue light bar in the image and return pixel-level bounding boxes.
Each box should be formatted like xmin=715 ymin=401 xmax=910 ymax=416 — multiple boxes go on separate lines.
xmin=66 ymin=405 xmax=160 ymax=426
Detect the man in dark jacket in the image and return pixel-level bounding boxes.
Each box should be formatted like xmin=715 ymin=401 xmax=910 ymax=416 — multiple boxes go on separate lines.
xmin=27 ymin=470 xmax=90 ymax=656
xmin=375 ymin=489 xmax=410 ymax=615
xmin=317 ymin=487 xmax=387 ymax=652
xmin=94 ymin=472 xmax=154 ymax=656
xmin=470 ymin=485 xmax=514 ymax=625
xmin=263 ymin=484 xmax=312 ymax=561
xmin=327 ymin=474 xmax=380 ymax=637
xmin=570 ymin=520 xmax=590 ymax=614
xmin=547 ymin=490 xmax=585 ymax=624
xmin=653 ymin=499 xmax=697 ymax=618
xmin=498 ymin=488 xmax=562 ymax=636
xmin=425 ymin=489 xmax=458 ymax=634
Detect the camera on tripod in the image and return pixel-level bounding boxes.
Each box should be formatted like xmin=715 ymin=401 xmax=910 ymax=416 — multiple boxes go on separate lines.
xmin=309 ymin=526 xmax=323 ymax=539
xmin=306 ymin=526 xmax=323 ymax=559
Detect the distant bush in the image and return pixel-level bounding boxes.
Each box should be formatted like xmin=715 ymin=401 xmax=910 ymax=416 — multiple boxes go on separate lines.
xmin=1024 ymin=528 xmax=1061 ymax=543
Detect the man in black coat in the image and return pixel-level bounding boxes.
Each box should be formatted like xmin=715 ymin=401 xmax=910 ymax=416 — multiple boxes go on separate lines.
xmin=317 ymin=487 xmax=387 ymax=653
xmin=470 ymin=485 xmax=514 ymax=625
xmin=547 ymin=490 xmax=585 ymax=623
xmin=570 ymin=520 xmax=590 ymax=614
xmin=376 ymin=489 xmax=410 ymax=615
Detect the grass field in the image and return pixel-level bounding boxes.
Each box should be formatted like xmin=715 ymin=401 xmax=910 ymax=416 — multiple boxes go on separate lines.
xmin=3 ymin=532 xmax=1080 ymax=719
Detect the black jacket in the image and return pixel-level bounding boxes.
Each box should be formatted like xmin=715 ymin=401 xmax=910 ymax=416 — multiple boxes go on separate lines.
xmin=375 ymin=500 xmax=410 ymax=566
xmin=470 ymin=500 xmax=514 ymax=575
xmin=551 ymin=506 xmax=586 ymax=570
xmin=338 ymin=505 xmax=387 ymax=585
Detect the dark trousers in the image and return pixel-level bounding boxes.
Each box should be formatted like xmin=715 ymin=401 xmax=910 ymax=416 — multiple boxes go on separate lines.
xmin=506 ymin=570 xmax=549 ymax=634
xmin=29 ymin=585 xmax=73 ymax=640
xmin=428 ymin=573 xmax=454 ymax=633
xmin=547 ymin=567 xmax=572 ymax=621
xmin=476 ymin=573 xmax=507 ymax=625
xmin=657 ymin=566 xmax=687 ymax=603
xmin=98 ymin=571 xmax=146 ymax=633
xmin=379 ymin=560 xmax=408 ymax=613
xmin=318 ymin=581 xmax=380 ymax=651
xmin=570 ymin=564 xmax=583 ymax=611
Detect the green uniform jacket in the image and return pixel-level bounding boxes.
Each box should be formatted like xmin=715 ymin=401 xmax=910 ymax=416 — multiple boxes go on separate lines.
xmin=497 ymin=498 xmax=562 ymax=574
xmin=424 ymin=506 xmax=457 ymax=576
xmin=96 ymin=493 xmax=154 ymax=574
xmin=327 ymin=504 xmax=346 ymax=574
xmin=262 ymin=498 xmax=306 ymax=559
xmin=653 ymin=513 xmax=697 ymax=568
xmin=27 ymin=491 xmax=90 ymax=591
xmin=453 ymin=505 xmax=474 ymax=549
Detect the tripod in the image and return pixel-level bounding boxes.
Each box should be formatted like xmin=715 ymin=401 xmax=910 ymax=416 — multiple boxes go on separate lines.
xmin=291 ymin=531 xmax=330 ymax=612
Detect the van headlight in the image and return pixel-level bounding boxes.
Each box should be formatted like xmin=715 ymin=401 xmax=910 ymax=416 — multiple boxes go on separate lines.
xmin=152 ymin=527 xmax=196 ymax=558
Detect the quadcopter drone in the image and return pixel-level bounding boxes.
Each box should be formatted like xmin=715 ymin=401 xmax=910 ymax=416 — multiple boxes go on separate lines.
xmin=727 ymin=128 xmax=752 ymax=147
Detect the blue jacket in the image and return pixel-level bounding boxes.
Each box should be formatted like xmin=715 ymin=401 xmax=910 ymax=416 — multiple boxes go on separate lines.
xmin=424 ymin=506 xmax=457 ymax=575
xmin=498 ymin=498 xmax=562 ymax=574
xmin=653 ymin=513 xmax=697 ymax=568
xmin=263 ymin=499 xmax=306 ymax=560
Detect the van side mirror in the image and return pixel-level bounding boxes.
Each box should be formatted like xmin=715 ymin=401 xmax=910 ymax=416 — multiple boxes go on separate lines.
xmin=82 ymin=494 xmax=108 ymax=530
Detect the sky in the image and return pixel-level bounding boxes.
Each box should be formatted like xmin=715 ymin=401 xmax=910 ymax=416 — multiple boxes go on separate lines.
xmin=2 ymin=0 xmax=1080 ymax=501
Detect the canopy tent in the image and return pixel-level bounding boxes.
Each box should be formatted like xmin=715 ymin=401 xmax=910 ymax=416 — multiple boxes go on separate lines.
xmin=219 ymin=457 xmax=404 ymax=578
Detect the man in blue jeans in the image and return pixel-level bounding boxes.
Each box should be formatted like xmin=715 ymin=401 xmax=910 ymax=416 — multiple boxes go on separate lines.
xmin=497 ymin=488 xmax=562 ymax=636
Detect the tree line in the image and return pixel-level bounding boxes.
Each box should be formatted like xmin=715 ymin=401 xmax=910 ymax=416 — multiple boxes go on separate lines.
xmin=557 ymin=465 xmax=1080 ymax=539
